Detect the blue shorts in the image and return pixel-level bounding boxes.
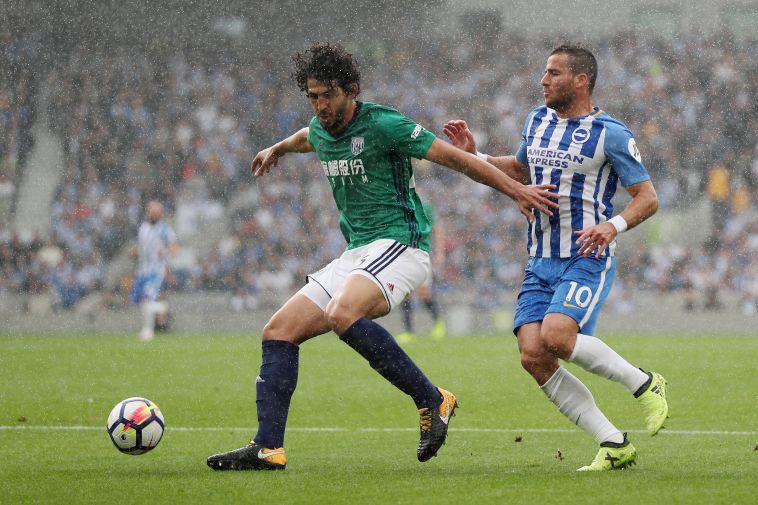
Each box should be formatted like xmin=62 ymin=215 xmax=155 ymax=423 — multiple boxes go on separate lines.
xmin=131 ymin=273 xmax=164 ymax=304
xmin=513 ymin=255 xmax=616 ymax=336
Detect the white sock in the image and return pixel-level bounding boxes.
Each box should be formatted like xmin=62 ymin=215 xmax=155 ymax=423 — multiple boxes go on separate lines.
xmin=140 ymin=301 xmax=159 ymax=332
xmin=153 ymin=301 xmax=168 ymax=316
xmin=569 ymin=333 xmax=649 ymax=394
xmin=541 ymin=366 xmax=624 ymax=444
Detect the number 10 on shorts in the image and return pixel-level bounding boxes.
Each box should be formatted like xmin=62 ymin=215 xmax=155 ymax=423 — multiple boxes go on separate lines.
xmin=565 ymin=281 xmax=593 ymax=308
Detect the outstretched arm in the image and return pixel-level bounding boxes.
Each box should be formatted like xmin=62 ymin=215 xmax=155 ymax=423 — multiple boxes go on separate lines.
xmin=251 ymin=127 xmax=314 ymax=177
xmin=478 ymin=154 xmax=530 ymax=185
xmin=443 ymin=119 xmax=530 ymax=183
xmin=575 ymin=180 xmax=658 ymax=258
xmin=164 ymin=238 xmax=179 ymax=258
xmin=423 ymin=138 xmax=558 ymax=222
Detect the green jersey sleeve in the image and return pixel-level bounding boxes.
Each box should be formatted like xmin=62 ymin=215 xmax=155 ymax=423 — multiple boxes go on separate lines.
xmin=421 ymin=201 xmax=435 ymax=227
xmin=373 ymin=107 xmax=435 ymax=159
xmin=306 ymin=118 xmax=320 ymax=150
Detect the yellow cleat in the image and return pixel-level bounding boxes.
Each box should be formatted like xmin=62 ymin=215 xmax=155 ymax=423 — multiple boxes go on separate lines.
xmin=417 ymin=387 xmax=458 ymax=462
xmin=207 ymin=443 xmax=286 ymax=471
xmin=430 ymin=320 xmax=447 ymax=340
xmin=396 ymin=331 xmax=417 ymax=344
xmin=577 ymin=433 xmax=637 ymax=471
xmin=636 ymin=371 xmax=669 ymax=436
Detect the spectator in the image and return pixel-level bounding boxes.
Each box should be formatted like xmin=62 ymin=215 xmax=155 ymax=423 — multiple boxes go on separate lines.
xmin=4 ymin=29 xmax=754 ymax=314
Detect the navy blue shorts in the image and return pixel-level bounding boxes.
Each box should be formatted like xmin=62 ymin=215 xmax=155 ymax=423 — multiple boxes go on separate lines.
xmin=513 ymin=255 xmax=616 ymax=336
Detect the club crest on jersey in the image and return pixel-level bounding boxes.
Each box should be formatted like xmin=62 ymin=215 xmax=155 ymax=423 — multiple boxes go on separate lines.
xmin=351 ymin=136 xmax=364 ymax=155
xmin=572 ymin=127 xmax=591 ymax=144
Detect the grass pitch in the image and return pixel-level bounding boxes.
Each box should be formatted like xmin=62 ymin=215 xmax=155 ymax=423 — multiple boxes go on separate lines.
xmin=1 ymin=332 xmax=756 ymax=504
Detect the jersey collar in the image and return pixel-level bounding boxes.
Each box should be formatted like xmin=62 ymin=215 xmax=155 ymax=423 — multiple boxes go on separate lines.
xmin=546 ymin=106 xmax=603 ymax=121
xmin=324 ymin=101 xmax=363 ymax=140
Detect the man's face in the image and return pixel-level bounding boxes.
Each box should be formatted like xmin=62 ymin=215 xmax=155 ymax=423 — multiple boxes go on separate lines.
xmin=147 ymin=202 xmax=162 ymax=224
xmin=307 ymin=79 xmax=354 ymax=133
xmin=541 ymin=53 xmax=578 ymax=111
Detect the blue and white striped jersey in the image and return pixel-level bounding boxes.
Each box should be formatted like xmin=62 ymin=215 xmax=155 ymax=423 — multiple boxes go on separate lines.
xmin=515 ymin=106 xmax=650 ymax=258
xmin=136 ymin=221 xmax=176 ymax=277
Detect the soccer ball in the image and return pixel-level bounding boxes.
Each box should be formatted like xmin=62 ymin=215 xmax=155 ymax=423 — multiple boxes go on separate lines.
xmin=106 ymin=397 xmax=165 ymax=455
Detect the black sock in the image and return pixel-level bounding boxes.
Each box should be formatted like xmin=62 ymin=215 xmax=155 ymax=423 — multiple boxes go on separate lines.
xmin=423 ymin=297 xmax=440 ymax=321
xmin=632 ymin=369 xmax=652 ymax=398
xmin=254 ymin=340 xmax=299 ymax=448
xmin=339 ymin=318 xmax=441 ymax=409
xmin=401 ymin=298 xmax=413 ymax=332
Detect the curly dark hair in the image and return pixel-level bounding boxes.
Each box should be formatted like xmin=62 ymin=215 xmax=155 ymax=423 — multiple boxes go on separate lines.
xmin=292 ymin=43 xmax=361 ymax=96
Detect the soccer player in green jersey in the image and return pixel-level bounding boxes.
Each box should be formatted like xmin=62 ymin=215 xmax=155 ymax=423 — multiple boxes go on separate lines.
xmin=397 ymin=201 xmax=447 ymax=343
xmin=207 ymin=43 xmax=558 ymax=471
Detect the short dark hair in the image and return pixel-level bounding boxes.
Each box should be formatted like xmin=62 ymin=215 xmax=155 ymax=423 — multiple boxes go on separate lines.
xmin=550 ymin=44 xmax=598 ymax=93
xmin=292 ymin=43 xmax=361 ymax=96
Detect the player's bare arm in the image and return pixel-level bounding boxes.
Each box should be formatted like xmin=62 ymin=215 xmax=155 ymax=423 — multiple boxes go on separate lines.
xmin=162 ymin=240 xmax=179 ymax=258
xmin=443 ymin=119 xmax=530 ymax=184
xmin=251 ymin=127 xmax=314 ymax=177
xmin=480 ymin=155 xmax=530 ymax=185
xmin=575 ymin=180 xmax=658 ymax=258
xmin=423 ymin=138 xmax=558 ymax=222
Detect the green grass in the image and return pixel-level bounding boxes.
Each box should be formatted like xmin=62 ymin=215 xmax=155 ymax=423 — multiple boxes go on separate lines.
xmin=1 ymin=333 xmax=757 ymax=504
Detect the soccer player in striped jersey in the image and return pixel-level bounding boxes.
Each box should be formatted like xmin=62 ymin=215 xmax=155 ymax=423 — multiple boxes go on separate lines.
xmin=130 ymin=200 xmax=177 ymax=342
xmin=207 ymin=43 xmax=559 ymax=471
xmin=443 ymin=44 xmax=669 ymax=471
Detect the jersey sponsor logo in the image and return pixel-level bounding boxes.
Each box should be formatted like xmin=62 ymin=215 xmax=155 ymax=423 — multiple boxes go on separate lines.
xmin=321 ymin=159 xmax=369 ymax=186
xmin=351 ymin=136 xmax=364 ymax=155
xmin=628 ymin=138 xmax=642 ymax=162
xmin=386 ymin=282 xmax=395 ymax=293
xmin=321 ymin=159 xmax=366 ymax=176
xmin=410 ymin=124 xmax=423 ymax=139
xmin=526 ymin=147 xmax=585 ymax=169
xmin=572 ymin=127 xmax=591 ymax=144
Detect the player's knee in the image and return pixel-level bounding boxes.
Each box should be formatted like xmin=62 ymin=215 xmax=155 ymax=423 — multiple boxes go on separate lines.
xmin=519 ymin=345 xmax=545 ymax=376
xmin=261 ymin=315 xmax=289 ymax=342
xmin=324 ymin=299 xmax=358 ymax=334
xmin=540 ymin=327 xmax=573 ymax=359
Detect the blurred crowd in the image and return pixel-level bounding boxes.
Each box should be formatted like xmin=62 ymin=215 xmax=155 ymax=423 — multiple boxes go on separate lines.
xmin=1 ymin=27 xmax=757 ymax=315
xmin=0 ymin=30 xmax=37 ymax=242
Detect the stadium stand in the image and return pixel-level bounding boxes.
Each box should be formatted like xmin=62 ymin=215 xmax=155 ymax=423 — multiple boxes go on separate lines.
xmin=1 ymin=19 xmax=757 ymax=321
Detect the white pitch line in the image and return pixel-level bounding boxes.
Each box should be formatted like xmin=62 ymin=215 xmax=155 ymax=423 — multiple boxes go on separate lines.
xmin=1 ymin=425 xmax=756 ymax=436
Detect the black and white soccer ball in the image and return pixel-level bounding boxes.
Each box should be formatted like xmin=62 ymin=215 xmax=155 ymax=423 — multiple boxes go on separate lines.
xmin=106 ymin=397 xmax=165 ymax=455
